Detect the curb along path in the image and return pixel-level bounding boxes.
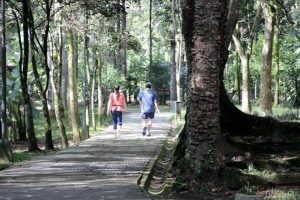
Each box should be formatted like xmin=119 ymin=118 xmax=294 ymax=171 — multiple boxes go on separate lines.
xmin=0 ymin=107 xmax=171 ymax=200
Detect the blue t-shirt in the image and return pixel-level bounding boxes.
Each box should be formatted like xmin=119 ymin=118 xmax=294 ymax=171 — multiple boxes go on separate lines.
xmin=138 ymin=89 xmax=157 ymax=113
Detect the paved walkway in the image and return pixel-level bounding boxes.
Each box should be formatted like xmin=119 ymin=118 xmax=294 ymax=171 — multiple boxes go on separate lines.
xmin=0 ymin=107 xmax=171 ymax=200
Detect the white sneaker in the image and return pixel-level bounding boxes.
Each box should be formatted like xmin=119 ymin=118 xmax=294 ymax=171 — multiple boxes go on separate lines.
xmin=146 ymin=130 xmax=151 ymax=136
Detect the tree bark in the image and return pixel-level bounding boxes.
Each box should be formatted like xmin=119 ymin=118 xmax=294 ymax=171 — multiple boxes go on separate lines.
xmin=81 ymin=13 xmax=89 ymax=140
xmin=178 ymin=0 xmax=227 ymax=188
xmin=50 ymin=4 xmax=68 ymax=148
xmin=149 ymin=0 xmax=153 ymax=79
xmin=28 ymin=4 xmax=54 ymax=150
xmin=12 ymin=10 xmax=26 ymax=142
xmin=67 ymin=29 xmax=81 ymax=143
xmin=121 ymin=0 xmax=127 ymax=76
xmin=274 ymin=7 xmax=280 ymax=106
xmin=232 ymin=32 xmax=251 ymax=113
xmin=0 ymin=0 xmax=7 ymax=140
xmin=233 ymin=51 xmax=241 ymax=104
xmin=259 ymin=0 xmax=275 ymax=115
xmin=231 ymin=6 xmax=262 ymax=113
xmin=61 ymin=27 xmax=68 ymax=108
xmin=97 ymin=54 xmax=103 ymax=127
xmin=21 ymin=0 xmax=39 ymax=151
xmin=170 ymin=0 xmax=177 ymax=102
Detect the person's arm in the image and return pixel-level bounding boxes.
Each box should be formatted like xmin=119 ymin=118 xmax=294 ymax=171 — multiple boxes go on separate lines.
xmin=153 ymin=91 xmax=159 ymax=113
xmin=137 ymin=91 xmax=143 ymax=112
xmin=107 ymin=94 xmax=111 ymax=116
xmin=154 ymin=99 xmax=160 ymax=113
xmin=122 ymin=93 xmax=127 ymax=112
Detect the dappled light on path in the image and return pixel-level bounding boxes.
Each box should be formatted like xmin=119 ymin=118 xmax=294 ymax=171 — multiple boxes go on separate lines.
xmin=0 ymin=107 xmax=171 ymax=200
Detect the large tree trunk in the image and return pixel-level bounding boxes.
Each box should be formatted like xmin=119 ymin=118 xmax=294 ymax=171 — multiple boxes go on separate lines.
xmin=67 ymin=29 xmax=81 ymax=143
xmin=21 ymin=0 xmax=39 ymax=151
xmin=259 ymin=0 xmax=275 ymax=115
xmin=177 ymin=0 xmax=228 ymax=188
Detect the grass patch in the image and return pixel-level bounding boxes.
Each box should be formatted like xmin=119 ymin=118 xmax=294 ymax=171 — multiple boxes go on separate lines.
xmin=241 ymin=168 xmax=277 ymax=179
xmin=263 ymin=188 xmax=300 ymax=200
xmin=0 ymin=151 xmax=44 ymax=171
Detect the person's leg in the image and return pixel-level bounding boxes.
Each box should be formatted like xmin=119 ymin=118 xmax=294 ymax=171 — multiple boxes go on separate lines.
xmin=145 ymin=119 xmax=152 ymax=136
xmin=111 ymin=111 xmax=118 ymax=133
xmin=116 ymin=111 xmax=122 ymax=137
xmin=141 ymin=113 xmax=147 ymax=136
xmin=145 ymin=113 xmax=154 ymax=136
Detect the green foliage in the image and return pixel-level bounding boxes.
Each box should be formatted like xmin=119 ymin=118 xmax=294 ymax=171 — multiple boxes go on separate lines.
xmin=264 ymin=188 xmax=300 ymax=200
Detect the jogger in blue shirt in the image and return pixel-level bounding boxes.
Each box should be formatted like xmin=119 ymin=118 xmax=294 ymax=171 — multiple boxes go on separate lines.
xmin=137 ymin=82 xmax=160 ymax=136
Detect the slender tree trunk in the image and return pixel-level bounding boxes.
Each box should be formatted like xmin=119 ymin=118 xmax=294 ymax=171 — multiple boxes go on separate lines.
xmin=28 ymin=5 xmax=54 ymax=150
xmin=61 ymin=26 xmax=68 ymax=108
xmin=234 ymin=51 xmax=241 ymax=104
xmin=121 ymin=0 xmax=127 ymax=76
xmin=176 ymin=34 xmax=182 ymax=102
xmin=97 ymin=54 xmax=103 ymax=127
xmin=170 ymin=0 xmax=177 ymax=102
xmin=68 ymin=29 xmax=81 ymax=143
xmin=259 ymin=0 xmax=275 ymax=115
xmin=149 ymin=0 xmax=153 ymax=79
xmin=12 ymin=10 xmax=26 ymax=142
xmin=232 ymin=6 xmax=261 ymax=113
xmin=50 ymin=5 xmax=68 ymax=148
xmin=91 ymin=48 xmax=96 ymax=130
xmin=21 ymin=0 xmax=39 ymax=151
xmin=0 ymin=0 xmax=7 ymax=140
xmin=232 ymin=33 xmax=251 ymax=113
xmin=81 ymin=14 xmax=89 ymax=140
xmin=116 ymin=0 xmax=121 ymax=70
xmin=274 ymin=8 xmax=280 ymax=106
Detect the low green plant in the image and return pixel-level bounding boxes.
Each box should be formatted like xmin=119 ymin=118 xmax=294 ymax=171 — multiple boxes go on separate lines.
xmin=264 ymin=188 xmax=300 ymax=200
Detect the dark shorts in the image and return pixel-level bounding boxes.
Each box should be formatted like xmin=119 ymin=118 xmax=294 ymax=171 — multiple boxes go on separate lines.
xmin=142 ymin=112 xmax=155 ymax=119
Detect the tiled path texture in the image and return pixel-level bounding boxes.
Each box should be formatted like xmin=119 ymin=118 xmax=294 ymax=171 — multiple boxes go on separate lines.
xmin=0 ymin=107 xmax=171 ymax=200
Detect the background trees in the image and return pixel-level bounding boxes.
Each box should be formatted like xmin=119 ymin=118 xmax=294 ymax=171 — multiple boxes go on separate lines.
xmin=0 ymin=0 xmax=299 ymax=195
xmin=0 ymin=0 xmax=179 ymax=151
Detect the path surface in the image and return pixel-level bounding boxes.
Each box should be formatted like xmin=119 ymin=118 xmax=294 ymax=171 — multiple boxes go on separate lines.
xmin=0 ymin=107 xmax=171 ymax=200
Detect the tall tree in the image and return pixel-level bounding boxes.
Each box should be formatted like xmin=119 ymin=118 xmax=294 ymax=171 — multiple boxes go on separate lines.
xmin=0 ymin=0 xmax=7 ymax=140
xmin=121 ymin=0 xmax=127 ymax=76
xmin=170 ymin=0 xmax=177 ymax=102
xmin=28 ymin=1 xmax=54 ymax=150
xmin=68 ymin=28 xmax=81 ymax=143
xmin=274 ymin=5 xmax=280 ymax=106
xmin=97 ymin=54 xmax=103 ymax=128
xmin=175 ymin=0 xmax=230 ymax=188
xmin=50 ymin=1 xmax=69 ymax=148
xmin=149 ymin=0 xmax=153 ymax=79
xmin=259 ymin=0 xmax=275 ymax=115
xmin=21 ymin=0 xmax=39 ymax=151
xmin=232 ymin=4 xmax=262 ymax=113
xmin=81 ymin=10 xmax=89 ymax=140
